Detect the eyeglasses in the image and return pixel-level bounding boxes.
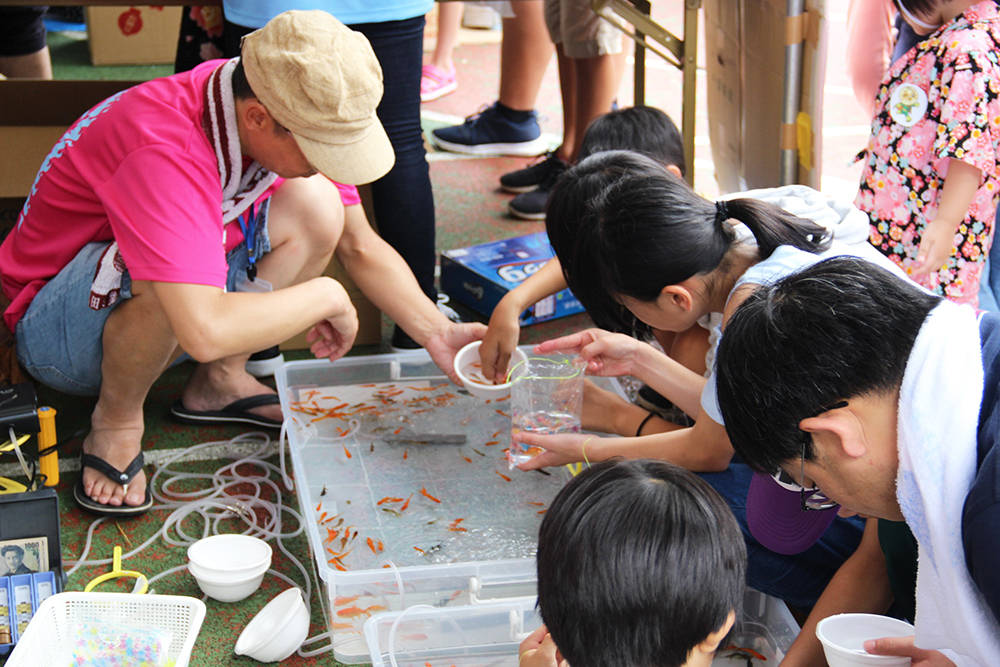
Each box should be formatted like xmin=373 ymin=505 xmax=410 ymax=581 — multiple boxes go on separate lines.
xmin=780 ymin=400 xmax=848 ymax=512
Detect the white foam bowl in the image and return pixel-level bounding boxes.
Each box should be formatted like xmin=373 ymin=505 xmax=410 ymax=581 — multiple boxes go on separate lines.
xmin=187 ymin=534 xmax=272 ymax=576
xmin=816 ymin=614 xmax=915 ymax=667
xmin=453 ymin=341 xmax=527 ymax=400
xmin=235 ymin=588 xmax=310 ymax=662
xmin=189 ymin=560 xmax=268 ymax=603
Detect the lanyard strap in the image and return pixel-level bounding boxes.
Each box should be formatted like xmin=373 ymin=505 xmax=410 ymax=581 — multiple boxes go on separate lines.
xmin=236 ymin=204 xmax=258 ymax=281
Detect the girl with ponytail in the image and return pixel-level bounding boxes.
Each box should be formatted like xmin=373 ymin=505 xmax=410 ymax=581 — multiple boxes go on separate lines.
xmin=515 ymin=149 xmax=905 ymax=474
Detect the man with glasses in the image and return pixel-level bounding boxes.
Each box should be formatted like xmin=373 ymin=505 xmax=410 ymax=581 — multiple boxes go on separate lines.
xmin=716 ymin=256 xmax=1000 ymax=667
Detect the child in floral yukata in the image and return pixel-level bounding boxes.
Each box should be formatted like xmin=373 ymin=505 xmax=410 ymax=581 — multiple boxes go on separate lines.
xmin=858 ymin=0 xmax=1000 ymax=306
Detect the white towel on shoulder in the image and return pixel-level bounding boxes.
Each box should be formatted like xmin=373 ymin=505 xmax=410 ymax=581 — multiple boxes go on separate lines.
xmin=897 ymin=300 xmax=1000 ymax=666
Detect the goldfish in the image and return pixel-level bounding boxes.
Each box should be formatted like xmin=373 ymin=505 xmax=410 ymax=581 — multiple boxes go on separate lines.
xmin=419 ymin=487 xmax=442 ymax=503
xmin=495 ymin=471 xmax=512 ymax=482
xmin=334 ymin=595 xmax=360 ymax=605
xmin=336 ymin=606 xmax=369 ymax=620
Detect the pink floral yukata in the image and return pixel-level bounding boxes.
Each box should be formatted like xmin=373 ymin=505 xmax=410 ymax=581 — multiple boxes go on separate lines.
xmin=857 ymin=1 xmax=1000 ymax=305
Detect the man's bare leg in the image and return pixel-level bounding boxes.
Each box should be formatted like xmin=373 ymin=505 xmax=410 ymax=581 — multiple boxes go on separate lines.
xmin=179 ymin=176 xmax=344 ymax=423
xmin=84 ymin=283 xmax=179 ymax=507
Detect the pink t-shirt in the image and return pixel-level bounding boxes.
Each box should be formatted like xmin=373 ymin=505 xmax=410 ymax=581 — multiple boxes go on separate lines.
xmin=0 ymin=60 xmax=361 ymax=331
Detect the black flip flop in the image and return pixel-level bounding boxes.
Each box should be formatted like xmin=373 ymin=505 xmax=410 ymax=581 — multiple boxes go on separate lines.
xmin=169 ymin=394 xmax=283 ymax=429
xmin=73 ymin=451 xmax=153 ymax=517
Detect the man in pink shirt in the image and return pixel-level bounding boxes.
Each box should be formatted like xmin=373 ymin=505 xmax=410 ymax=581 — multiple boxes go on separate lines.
xmin=0 ymin=11 xmax=484 ymax=516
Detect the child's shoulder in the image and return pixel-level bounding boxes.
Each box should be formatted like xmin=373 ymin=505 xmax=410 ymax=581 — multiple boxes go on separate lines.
xmin=934 ymin=20 xmax=1000 ymax=70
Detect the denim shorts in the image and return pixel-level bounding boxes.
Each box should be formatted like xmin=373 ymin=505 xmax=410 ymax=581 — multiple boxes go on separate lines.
xmin=15 ymin=202 xmax=272 ymax=396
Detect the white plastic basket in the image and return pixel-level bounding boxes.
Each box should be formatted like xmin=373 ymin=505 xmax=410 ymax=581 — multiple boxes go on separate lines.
xmin=6 ymin=592 xmax=207 ymax=667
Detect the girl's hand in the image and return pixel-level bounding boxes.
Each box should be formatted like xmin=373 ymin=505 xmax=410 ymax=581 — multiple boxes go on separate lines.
xmin=513 ymin=432 xmax=598 ymax=470
xmin=912 ymin=217 xmax=957 ymax=276
xmin=864 ymin=637 xmax=955 ymax=667
xmin=519 ymin=626 xmax=566 ymax=667
xmin=535 ymin=328 xmax=645 ymax=377
xmin=481 ymin=299 xmax=523 ymax=384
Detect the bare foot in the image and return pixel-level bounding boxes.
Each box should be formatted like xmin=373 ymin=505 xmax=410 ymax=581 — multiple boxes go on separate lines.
xmin=82 ymin=409 xmax=147 ymax=508
xmin=180 ymin=360 xmax=283 ymax=423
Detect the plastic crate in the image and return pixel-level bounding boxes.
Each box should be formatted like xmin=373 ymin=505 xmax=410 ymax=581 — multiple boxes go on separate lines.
xmin=276 ymin=349 xmax=626 ymax=663
xmin=5 ymin=592 xmax=206 ymax=667
xmin=363 ymin=589 xmax=799 ymax=667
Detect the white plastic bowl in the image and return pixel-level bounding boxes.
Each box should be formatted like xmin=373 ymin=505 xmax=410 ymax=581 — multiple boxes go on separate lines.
xmin=453 ymin=341 xmax=527 ymax=399
xmin=235 ymin=588 xmax=310 ymax=662
xmin=187 ymin=534 xmax=272 ymax=576
xmin=816 ymin=614 xmax=915 ymax=667
xmin=188 ymin=560 xmax=268 ymax=603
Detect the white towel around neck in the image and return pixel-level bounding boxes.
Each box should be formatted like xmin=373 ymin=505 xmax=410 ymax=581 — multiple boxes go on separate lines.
xmin=897 ymin=300 xmax=1000 ymax=666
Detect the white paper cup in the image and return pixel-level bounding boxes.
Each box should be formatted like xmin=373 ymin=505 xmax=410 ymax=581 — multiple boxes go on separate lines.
xmin=816 ymin=614 xmax=915 ymax=667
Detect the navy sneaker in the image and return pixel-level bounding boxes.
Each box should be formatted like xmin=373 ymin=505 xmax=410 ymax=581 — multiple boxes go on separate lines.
xmin=499 ymin=152 xmax=568 ymax=193
xmin=432 ymin=102 xmax=548 ymax=157
xmin=507 ymin=158 xmax=568 ymax=220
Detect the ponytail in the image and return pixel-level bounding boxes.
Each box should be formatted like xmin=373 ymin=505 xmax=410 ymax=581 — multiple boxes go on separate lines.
xmin=724 ymin=197 xmax=831 ymax=257
xmin=545 ymin=151 xmax=833 ymax=334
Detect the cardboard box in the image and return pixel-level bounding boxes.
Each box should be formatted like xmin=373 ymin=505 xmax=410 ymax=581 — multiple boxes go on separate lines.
xmin=87 ymin=6 xmax=184 ymax=66
xmin=440 ymin=232 xmax=584 ymax=325
xmin=279 ymin=255 xmax=382 ymax=350
xmin=281 ymin=184 xmax=382 ymax=350
xmin=704 ymin=0 xmax=826 ymax=193
xmin=0 ymin=80 xmax=140 ymax=199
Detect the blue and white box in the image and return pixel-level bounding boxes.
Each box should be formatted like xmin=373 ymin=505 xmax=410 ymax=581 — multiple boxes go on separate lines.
xmin=440 ymin=232 xmax=585 ymax=325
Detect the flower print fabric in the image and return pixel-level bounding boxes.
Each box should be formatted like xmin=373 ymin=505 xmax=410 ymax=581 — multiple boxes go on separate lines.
xmin=857 ymin=0 xmax=1000 ymax=305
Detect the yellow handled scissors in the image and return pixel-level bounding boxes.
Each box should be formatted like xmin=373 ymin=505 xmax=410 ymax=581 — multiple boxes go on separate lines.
xmin=84 ymin=545 xmax=148 ymax=595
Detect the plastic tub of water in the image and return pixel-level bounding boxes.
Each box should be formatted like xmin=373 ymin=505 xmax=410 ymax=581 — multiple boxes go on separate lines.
xmin=276 ymin=348 xmax=627 ymax=663
xmin=363 ymin=589 xmax=798 ymax=667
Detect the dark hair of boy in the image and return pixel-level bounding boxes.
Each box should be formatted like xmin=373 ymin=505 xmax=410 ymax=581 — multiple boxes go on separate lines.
xmin=577 ymin=106 xmax=686 ymax=176
xmin=544 ymin=150 xmax=832 ymax=335
xmin=715 ymin=257 xmax=940 ymax=475
xmin=536 ymin=459 xmax=746 ymax=667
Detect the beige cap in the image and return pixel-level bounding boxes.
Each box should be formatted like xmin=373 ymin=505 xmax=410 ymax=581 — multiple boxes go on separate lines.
xmin=241 ymin=10 xmax=395 ymax=185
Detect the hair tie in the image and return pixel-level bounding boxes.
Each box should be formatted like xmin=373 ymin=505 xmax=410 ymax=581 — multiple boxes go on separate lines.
xmin=715 ymin=200 xmax=729 ymax=227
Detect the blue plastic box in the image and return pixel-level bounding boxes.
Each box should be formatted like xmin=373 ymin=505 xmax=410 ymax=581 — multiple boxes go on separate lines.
xmin=440 ymin=232 xmax=585 ymax=325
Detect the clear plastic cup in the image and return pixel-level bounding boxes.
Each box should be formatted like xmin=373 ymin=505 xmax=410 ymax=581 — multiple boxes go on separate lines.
xmin=508 ymin=354 xmax=586 ymax=469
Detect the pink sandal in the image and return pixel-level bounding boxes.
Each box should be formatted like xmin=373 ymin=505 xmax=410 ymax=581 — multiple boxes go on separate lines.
xmin=420 ymin=63 xmax=458 ymax=102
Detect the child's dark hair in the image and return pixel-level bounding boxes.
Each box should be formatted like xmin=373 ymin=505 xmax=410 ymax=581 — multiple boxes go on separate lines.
xmin=545 ymin=150 xmax=832 ymax=334
xmin=891 ymin=0 xmax=941 ymax=22
xmin=716 ymin=257 xmax=940 ymax=475
xmin=578 ymin=106 xmax=686 ymax=176
xmin=537 ymin=459 xmax=746 ymax=667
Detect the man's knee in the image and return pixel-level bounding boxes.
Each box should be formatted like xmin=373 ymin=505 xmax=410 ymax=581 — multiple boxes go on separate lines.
xmin=269 ymin=175 xmax=344 ymax=258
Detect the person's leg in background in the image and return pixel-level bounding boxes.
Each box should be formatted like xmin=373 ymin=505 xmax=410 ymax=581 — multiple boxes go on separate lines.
xmin=505 ymin=0 xmax=624 ymax=219
xmin=551 ymin=0 xmax=625 ymax=164
xmin=351 ymin=17 xmax=439 ymax=349
xmin=431 ymin=2 xmax=554 ymax=157
xmin=497 ymin=1 xmax=555 ymax=115
xmin=422 ymin=2 xmax=463 ymax=101
xmin=0 ymin=7 xmax=52 ymax=79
